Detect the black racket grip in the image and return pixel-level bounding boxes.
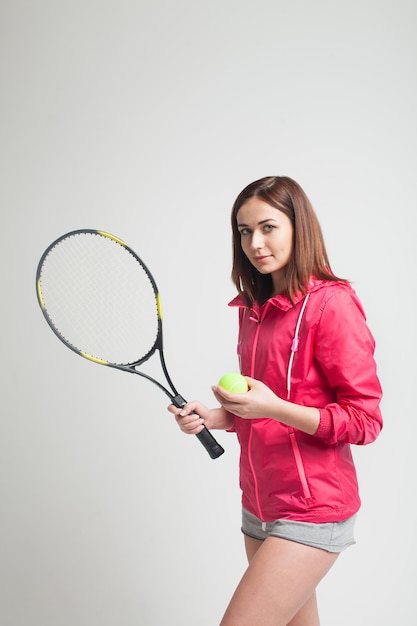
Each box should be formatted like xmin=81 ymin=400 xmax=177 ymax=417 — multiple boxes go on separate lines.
xmin=196 ymin=425 xmax=225 ymax=459
xmin=173 ymin=394 xmax=225 ymax=459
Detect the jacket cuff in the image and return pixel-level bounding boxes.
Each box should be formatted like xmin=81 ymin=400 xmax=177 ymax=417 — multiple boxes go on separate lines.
xmin=314 ymin=408 xmax=333 ymax=439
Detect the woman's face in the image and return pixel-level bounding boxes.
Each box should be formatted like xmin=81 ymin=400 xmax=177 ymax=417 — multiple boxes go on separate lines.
xmin=236 ymin=197 xmax=294 ymax=294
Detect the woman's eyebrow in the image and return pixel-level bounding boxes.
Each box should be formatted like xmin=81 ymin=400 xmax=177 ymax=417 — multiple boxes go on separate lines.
xmin=237 ymin=218 xmax=278 ymax=227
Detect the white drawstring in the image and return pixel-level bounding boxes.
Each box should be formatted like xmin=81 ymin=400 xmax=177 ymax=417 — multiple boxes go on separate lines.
xmin=286 ymin=294 xmax=310 ymax=401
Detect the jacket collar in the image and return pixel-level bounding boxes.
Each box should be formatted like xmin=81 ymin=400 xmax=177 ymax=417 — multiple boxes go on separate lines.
xmin=228 ymin=277 xmax=329 ymax=312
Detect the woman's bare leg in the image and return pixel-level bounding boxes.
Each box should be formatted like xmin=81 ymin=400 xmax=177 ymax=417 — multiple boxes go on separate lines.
xmin=286 ymin=592 xmax=319 ymax=626
xmin=244 ymin=535 xmax=263 ymax=562
xmin=220 ymin=536 xmax=338 ymax=626
xmin=243 ymin=537 xmax=321 ymax=625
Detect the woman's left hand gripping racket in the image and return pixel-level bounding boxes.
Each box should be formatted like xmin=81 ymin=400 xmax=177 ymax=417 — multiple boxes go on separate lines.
xmin=36 ymin=229 xmax=225 ymax=459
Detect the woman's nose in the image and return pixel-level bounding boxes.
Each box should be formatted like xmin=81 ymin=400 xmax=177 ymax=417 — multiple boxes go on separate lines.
xmin=251 ymin=230 xmax=264 ymax=249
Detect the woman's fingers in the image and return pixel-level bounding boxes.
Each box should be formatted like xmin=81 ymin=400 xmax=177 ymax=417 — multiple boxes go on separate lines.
xmin=167 ymin=402 xmax=207 ymax=434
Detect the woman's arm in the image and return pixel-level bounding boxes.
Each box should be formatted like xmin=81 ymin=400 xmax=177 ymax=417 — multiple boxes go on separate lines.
xmin=311 ymin=289 xmax=383 ymax=444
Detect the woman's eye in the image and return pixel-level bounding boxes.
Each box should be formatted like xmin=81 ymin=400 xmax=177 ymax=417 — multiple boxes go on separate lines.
xmin=239 ymin=228 xmax=251 ymax=236
xmin=264 ymin=224 xmax=274 ymax=232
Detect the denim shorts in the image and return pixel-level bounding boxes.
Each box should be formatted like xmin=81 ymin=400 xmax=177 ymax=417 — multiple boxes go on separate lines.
xmin=242 ymin=508 xmax=356 ymax=553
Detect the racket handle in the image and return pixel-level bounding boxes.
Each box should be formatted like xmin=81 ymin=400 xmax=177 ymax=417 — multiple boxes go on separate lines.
xmin=173 ymin=395 xmax=225 ymax=459
xmin=196 ymin=426 xmax=225 ymax=459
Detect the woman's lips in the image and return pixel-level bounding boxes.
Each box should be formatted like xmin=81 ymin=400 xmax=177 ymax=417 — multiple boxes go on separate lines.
xmin=254 ymin=255 xmax=271 ymax=264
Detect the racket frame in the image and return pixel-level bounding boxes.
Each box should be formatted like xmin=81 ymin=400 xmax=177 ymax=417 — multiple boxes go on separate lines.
xmin=36 ymin=229 xmax=225 ymax=459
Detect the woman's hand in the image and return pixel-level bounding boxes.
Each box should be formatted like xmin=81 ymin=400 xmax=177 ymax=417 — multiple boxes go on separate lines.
xmin=167 ymin=402 xmax=234 ymax=434
xmin=167 ymin=401 xmax=210 ymax=435
xmin=212 ymin=376 xmax=283 ymax=420
xmin=212 ymin=376 xmax=321 ymax=435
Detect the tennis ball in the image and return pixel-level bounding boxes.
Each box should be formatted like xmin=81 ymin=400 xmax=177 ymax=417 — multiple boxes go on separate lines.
xmin=218 ymin=372 xmax=248 ymax=393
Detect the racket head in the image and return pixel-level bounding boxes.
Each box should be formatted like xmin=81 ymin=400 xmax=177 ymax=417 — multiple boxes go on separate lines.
xmin=36 ymin=229 xmax=225 ymax=459
xmin=36 ymin=229 xmax=162 ymax=368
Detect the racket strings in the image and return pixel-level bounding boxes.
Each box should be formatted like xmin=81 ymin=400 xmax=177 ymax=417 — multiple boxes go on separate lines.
xmin=38 ymin=233 xmax=159 ymax=365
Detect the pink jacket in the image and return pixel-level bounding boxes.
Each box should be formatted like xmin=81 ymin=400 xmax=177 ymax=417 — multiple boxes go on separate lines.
xmin=228 ymin=278 xmax=383 ymax=523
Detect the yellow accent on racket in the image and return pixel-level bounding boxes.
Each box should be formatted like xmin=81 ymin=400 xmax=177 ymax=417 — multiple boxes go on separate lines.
xmin=37 ymin=279 xmax=45 ymax=309
xmin=97 ymin=231 xmax=127 ymax=246
xmin=81 ymin=352 xmax=109 ymax=365
xmin=156 ymin=293 xmax=162 ymax=320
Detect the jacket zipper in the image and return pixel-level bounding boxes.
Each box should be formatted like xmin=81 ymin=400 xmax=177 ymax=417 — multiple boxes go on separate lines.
xmin=247 ymin=312 xmax=264 ymax=519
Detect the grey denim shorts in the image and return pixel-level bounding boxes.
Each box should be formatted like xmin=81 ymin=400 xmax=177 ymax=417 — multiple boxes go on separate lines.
xmin=242 ymin=508 xmax=356 ymax=553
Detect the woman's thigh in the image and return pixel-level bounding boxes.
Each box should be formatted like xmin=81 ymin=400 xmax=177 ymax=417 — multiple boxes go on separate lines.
xmin=220 ymin=536 xmax=339 ymax=626
xmin=244 ymin=535 xmax=263 ymax=562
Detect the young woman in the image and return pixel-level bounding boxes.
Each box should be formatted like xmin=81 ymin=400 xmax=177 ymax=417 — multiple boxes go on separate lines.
xmin=168 ymin=176 xmax=383 ymax=626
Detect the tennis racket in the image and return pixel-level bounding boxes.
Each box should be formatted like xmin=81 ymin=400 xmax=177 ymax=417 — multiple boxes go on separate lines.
xmin=36 ymin=229 xmax=225 ymax=459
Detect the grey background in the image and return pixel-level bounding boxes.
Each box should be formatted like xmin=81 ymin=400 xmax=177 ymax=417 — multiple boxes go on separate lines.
xmin=1 ymin=0 xmax=415 ymax=624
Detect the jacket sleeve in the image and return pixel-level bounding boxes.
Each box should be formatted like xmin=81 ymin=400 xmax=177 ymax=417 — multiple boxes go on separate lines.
xmin=312 ymin=288 xmax=383 ymax=445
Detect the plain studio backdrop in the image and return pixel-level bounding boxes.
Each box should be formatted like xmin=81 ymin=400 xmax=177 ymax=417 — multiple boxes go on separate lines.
xmin=1 ymin=1 xmax=415 ymax=624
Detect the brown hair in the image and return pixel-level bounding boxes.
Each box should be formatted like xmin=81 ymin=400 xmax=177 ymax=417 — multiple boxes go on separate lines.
xmin=231 ymin=176 xmax=348 ymax=306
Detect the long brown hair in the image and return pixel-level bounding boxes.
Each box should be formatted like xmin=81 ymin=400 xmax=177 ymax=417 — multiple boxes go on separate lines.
xmin=231 ymin=176 xmax=348 ymax=306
